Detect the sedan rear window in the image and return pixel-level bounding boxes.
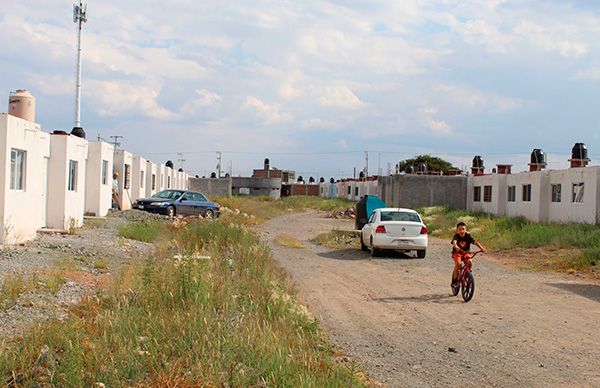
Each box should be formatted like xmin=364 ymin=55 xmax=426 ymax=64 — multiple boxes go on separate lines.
xmin=380 ymin=211 xmax=421 ymax=222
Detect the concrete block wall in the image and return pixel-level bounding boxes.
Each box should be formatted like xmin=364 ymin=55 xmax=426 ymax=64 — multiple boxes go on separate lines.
xmin=189 ymin=177 xmax=232 ymax=198
xmin=379 ymin=175 xmax=468 ymax=210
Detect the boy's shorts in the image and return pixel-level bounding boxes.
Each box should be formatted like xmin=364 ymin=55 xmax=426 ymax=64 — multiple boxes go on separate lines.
xmin=452 ymin=251 xmax=472 ymax=265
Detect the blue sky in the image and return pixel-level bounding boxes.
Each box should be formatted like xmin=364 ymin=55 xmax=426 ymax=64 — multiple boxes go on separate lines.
xmin=1 ymin=1 xmax=599 ymax=178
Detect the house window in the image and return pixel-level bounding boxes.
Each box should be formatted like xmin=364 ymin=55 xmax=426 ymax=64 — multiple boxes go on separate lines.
xmin=10 ymin=148 xmax=26 ymax=190
xmin=152 ymin=174 xmax=156 ymax=190
xmin=507 ymin=186 xmax=516 ymax=202
xmin=68 ymin=160 xmax=78 ymax=191
xmin=551 ymin=184 xmax=561 ymax=203
xmin=572 ymin=183 xmax=584 ymax=203
xmin=101 ymin=160 xmax=108 ymax=185
xmin=140 ymin=171 xmax=144 ymax=188
xmin=355 ymin=187 xmax=359 ymax=196
xmin=473 ymin=186 xmax=481 ymax=202
xmin=522 ymin=184 xmax=532 ymax=202
xmin=124 ymin=164 xmax=131 ymax=189
xmin=483 ymin=186 xmax=492 ymax=202
xmin=347 ymin=186 xmax=351 ymax=195
xmin=168 ymin=176 xmax=171 ymax=188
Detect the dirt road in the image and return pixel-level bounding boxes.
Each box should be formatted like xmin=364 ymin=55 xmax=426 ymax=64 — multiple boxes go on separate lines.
xmin=261 ymin=211 xmax=600 ymax=387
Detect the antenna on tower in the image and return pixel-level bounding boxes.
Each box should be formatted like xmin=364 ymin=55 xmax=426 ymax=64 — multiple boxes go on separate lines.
xmin=73 ymin=1 xmax=88 ymax=130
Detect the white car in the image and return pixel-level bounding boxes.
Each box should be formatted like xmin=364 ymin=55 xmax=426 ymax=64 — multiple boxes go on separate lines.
xmin=360 ymin=208 xmax=428 ymax=258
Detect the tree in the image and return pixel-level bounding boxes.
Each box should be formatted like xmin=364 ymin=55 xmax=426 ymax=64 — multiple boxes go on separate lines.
xmin=396 ymin=155 xmax=456 ymax=174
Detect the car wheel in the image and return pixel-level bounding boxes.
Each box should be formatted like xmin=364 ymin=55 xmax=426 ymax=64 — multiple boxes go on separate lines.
xmin=417 ymin=250 xmax=426 ymax=259
xmin=167 ymin=205 xmax=175 ymax=218
xmin=204 ymin=209 xmax=215 ymax=219
xmin=360 ymin=235 xmax=368 ymax=251
xmin=370 ymin=238 xmax=379 ymax=257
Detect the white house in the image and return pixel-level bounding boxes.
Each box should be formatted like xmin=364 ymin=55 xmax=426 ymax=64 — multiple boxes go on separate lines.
xmin=145 ymin=160 xmax=158 ymax=198
xmin=131 ymin=155 xmax=147 ymax=202
xmin=46 ymin=132 xmax=89 ymax=230
xmin=468 ymin=166 xmax=600 ymax=224
xmin=113 ymin=149 xmax=134 ymax=210
xmin=84 ymin=140 xmax=114 ymax=217
xmin=0 ymin=113 xmax=50 ymax=244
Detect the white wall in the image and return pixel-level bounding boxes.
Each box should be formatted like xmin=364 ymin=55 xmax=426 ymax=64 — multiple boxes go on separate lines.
xmin=145 ymin=161 xmax=158 ymax=198
xmin=113 ymin=150 xmax=134 ymax=210
xmin=131 ymin=155 xmax=147 ymax=202
xmin=47 ymin=133 xmax=88 ymax=230
xmin=468 ymin=174 xmax=507 ymax=215
xmin=547 ymin=167 xmax=599 ymax=224
xmin=84 ymin=141 xmax=114 ymax=217
xmin=0 ymin=114 xmax=50 ymax=244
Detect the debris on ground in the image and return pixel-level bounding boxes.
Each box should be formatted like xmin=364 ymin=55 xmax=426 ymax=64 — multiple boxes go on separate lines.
xmin=327 ymin=207 xmax=356 ymax=219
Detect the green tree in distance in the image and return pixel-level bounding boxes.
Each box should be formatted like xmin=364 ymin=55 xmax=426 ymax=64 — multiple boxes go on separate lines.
xmin=396 ymin=155 xmax=457 ymax=174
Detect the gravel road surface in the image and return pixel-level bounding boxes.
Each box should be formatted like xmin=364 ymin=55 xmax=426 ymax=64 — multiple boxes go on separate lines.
xmin=261 ymin=210 xmax=600 ymax=387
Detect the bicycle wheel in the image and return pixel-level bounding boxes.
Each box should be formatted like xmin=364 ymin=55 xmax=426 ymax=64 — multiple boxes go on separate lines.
xmin=461 ymin=272 xmax=475 ymax=302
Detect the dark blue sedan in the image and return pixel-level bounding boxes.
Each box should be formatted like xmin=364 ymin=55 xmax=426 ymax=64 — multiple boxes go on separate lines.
xmin=133 ymin=189 xmax=221 ymax=218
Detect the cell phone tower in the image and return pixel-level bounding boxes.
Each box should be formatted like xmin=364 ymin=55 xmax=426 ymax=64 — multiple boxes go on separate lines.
xmin=73 ymin=1 xmax=88 ymax=132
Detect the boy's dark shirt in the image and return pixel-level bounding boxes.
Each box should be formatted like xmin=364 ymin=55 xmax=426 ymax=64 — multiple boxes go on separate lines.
xmin=452 ymin=233 xmax=475 ymax=252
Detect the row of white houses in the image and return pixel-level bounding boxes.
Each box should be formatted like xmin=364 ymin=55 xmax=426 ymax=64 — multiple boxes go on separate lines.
xmin=1 ymin=112 xmax=189 ymax=245
xmin=319 ymin=166 xmax=600 ymax=224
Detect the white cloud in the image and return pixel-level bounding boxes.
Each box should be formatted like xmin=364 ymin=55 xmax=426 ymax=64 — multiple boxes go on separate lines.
xmin=302 ymin=118 xmax=338 ymax=129
xmin=433 ymin=84 xmax=523 ymax=112
xmin=420 ymin=107 xmax=453 ymax=135
xmin=513 ymin=21 xmax=588 ymax=58
xmin=244 ymin=96 xmax=291 ymax=124
xmin=317 ymin=85 xmax=364 ymax=109
xmin=89 ymin=80 xmax=178 ymax=120
xmin=574 ymin=67 xmax=600 ymax=81
xmin=181 ymin=89 xmax=222 ymax=115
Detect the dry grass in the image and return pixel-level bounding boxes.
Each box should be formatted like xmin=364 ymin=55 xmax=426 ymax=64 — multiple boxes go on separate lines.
xmin=274 ymin=234 xmax=305 ymax=249
xmin=0 ymin=217 xmax=364 ymax=386
xmin=314 ymin=230 xmax=361 ymax=250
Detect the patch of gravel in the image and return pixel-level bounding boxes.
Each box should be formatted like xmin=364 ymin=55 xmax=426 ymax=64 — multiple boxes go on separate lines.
xmin=107 ymin=209 xmax=168 ymax=222
xmin=0 ymin=210 xmax=158 ymax=338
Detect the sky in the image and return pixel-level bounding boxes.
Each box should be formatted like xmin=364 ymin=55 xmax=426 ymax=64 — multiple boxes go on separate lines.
xmin=1 ymin=0 xmax=599 ymax=179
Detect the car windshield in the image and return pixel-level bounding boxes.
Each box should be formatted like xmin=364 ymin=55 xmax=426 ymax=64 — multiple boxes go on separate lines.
xmin=152 ymin=190 xmax=184 ymax=199
xmin=380 ymin=211 xmax=421 ymax=222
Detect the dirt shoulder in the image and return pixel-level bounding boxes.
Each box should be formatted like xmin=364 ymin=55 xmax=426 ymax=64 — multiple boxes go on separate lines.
xmin=261 ymin=210 xmax=600 ymax=387
xmin=0 ymin=212 xmax=155 ymax=338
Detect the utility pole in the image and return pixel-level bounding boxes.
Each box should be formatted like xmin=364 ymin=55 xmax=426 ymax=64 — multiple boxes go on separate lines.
xmin=177 ymin=152 xmax=186 ymax=170
xmin=364 ymin=151 xmax=369 ymax=179
xmin=216 ymin=151 xmax=222 ymax=178
xmin=109 ymin=135 xmax=123 ymax=150
xmin=73 ymin=1 xmax=87 ymax=129
xmin=378 ymin=152 xmax=382 ymax=176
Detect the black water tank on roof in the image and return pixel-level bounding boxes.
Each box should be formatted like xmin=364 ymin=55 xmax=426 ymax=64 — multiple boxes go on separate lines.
xmin=178 ymin=168 xmax=184 ymax=172
xmin=166 ymin=160 xmax=174 ymax=169
xmin=359 ymin=171 xmax=365 ymax=178
xmin=572 ymin=143 xmax=588 ymax=160
xmin=71 ymin=126 xmax=86 ymax=139
xmin=319 ymin=177 xmax=325 ymax=183
xmin=297 ymin=175 xmax=304 ymax=182
xmin=472 ymin=156 xmax=484 ymax=168
xmin=330 ymin=177 xmax=335 ymax=183
xmin=309 ymin=177 xmax=315 ymax=183
xmin=530 ymin=149 xmax=546 ymax=164
xmin=404 ymin=165 xmax=414 ymax=174
xmin=210 ymin=172 xmax=217 ymax=178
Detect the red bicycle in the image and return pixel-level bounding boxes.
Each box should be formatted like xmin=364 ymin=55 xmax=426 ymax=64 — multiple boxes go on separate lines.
xmin=451 ymin=250 xmax=483 ymax=302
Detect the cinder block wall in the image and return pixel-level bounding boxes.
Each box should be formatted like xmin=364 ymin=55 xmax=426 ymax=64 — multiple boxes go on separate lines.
xmin=188 ymin=177 xmax=232 ymax=198
xmin=379 ymin=175 xmax=468 ymax=209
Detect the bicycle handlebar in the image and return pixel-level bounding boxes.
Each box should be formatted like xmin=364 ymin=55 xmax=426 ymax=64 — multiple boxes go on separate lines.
xmin=459 ymin=250 xmax=484 ymax=258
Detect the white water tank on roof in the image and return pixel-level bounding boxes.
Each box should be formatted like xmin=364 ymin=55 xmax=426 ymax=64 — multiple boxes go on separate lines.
xmin=8 ymin=89 xmax=36 ymax=122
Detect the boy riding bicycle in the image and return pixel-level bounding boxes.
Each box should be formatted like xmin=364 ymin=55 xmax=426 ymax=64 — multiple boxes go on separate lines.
xmin=451 ymin=222 xmax=486 ymax=287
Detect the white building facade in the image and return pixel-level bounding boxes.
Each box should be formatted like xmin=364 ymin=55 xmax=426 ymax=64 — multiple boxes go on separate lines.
xmin=0 ymin=114 xmax=50 ymax=244
xmin=85 ymin=141 xmax=114 ymax=217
